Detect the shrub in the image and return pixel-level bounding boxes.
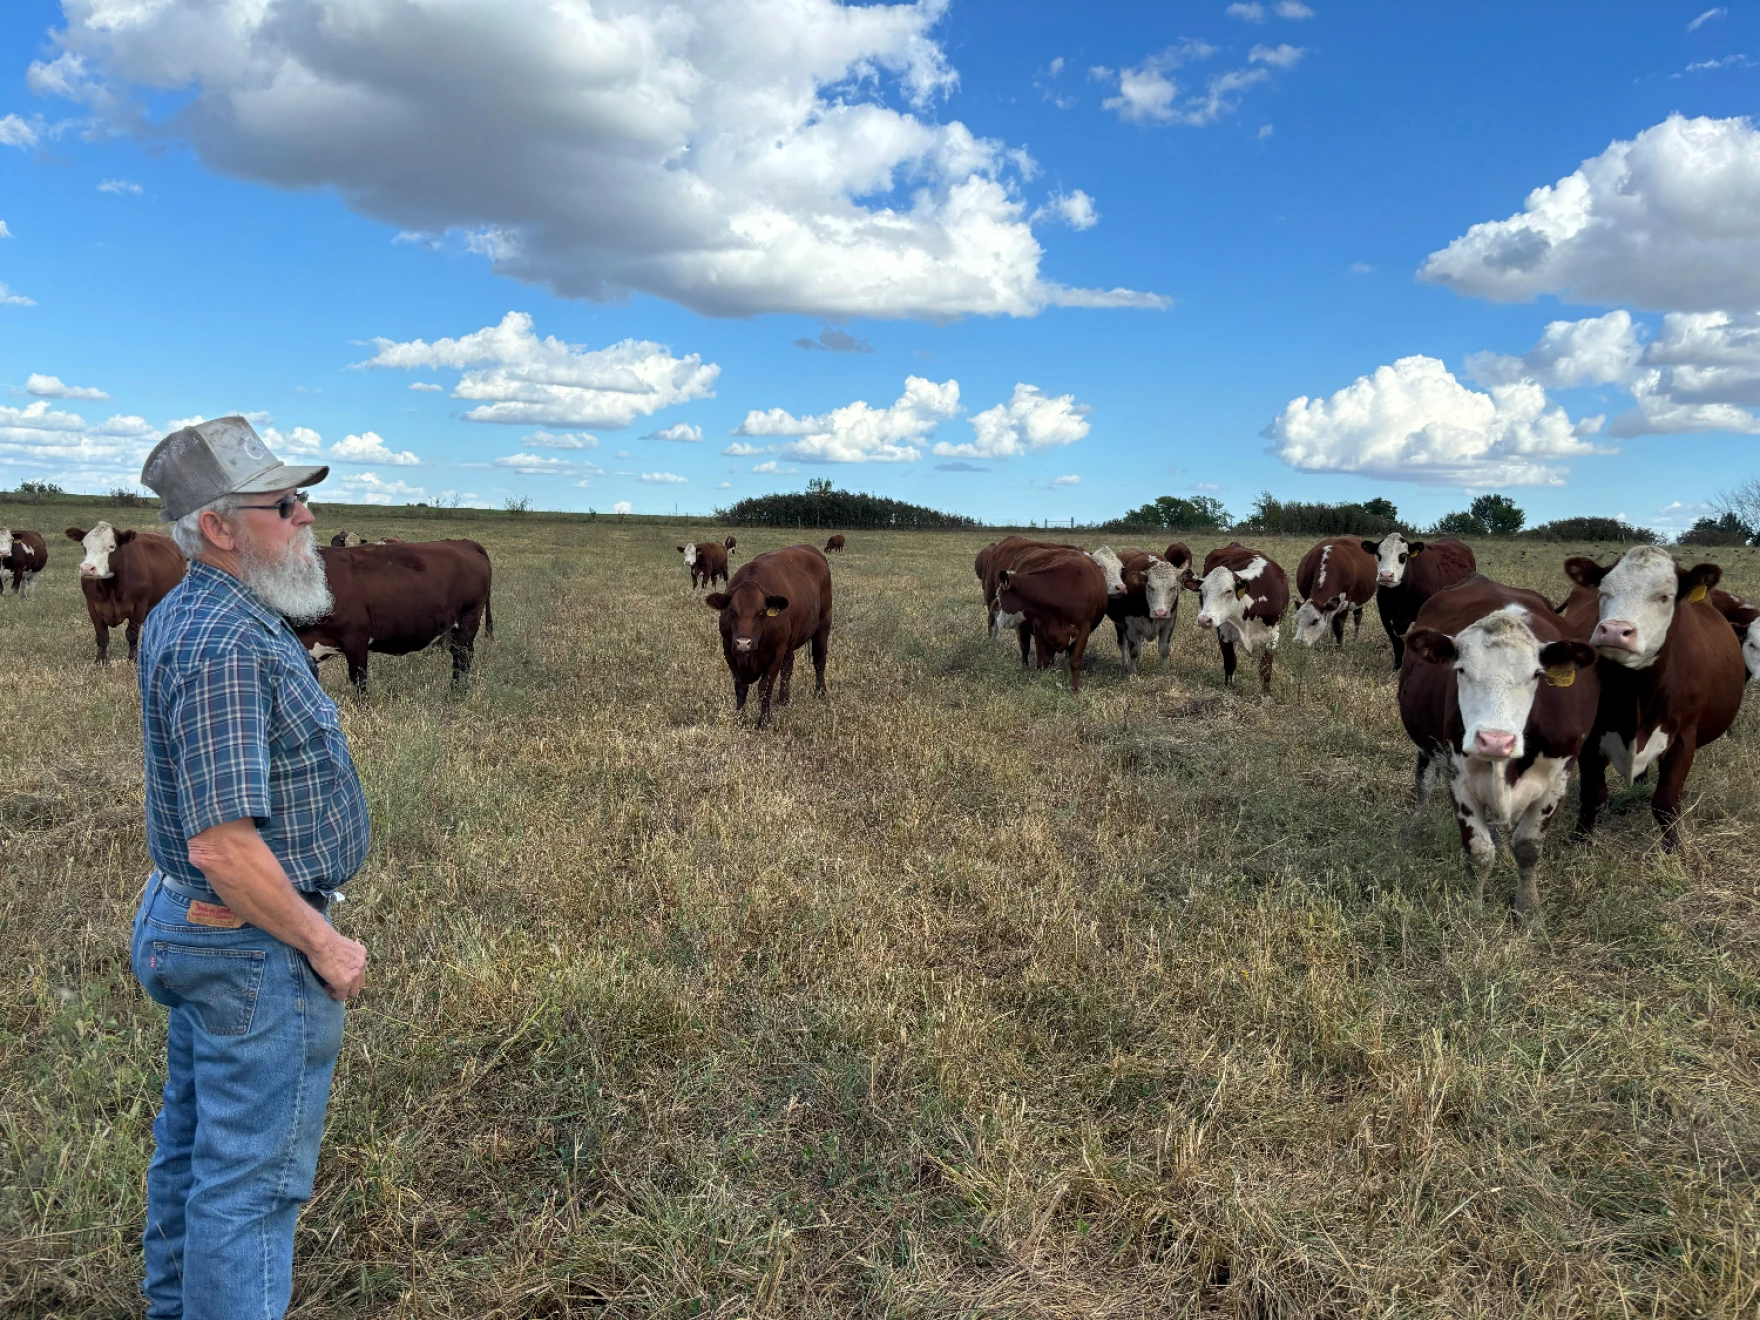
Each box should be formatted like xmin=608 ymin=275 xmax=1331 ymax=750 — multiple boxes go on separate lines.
xmin=719 ymin=479 xmax=976 ymax=530
xmin=1522 ymin=517 xmax=1657 ymax=544
xmin=1431 ymin=510 xmax=1484 ymax=537
xmin=106 ymin=487 xmax=150 ymax=507
xmin=1236 ymin=492 xmax=1402 ymax=537
xmin=1677 ymin=513 xmax=1756 ymax=547
xmin=11 ymin=479 xmax=64 ymax=503
xmin=1104 ymin=495 xmax=1230 ymax=533
xmin=504 ymin=495 xmax=533 ymax=515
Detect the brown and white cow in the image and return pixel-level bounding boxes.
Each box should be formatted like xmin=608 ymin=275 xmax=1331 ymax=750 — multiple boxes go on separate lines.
xmin=1293 ymin=536 xmax=1378 ymax=648
xmin=824 ymin=534 xmax=846 ymax=552
xmin=704 ymin=544 xmax=832 ymax=729
xmin=1183 ymin=542 xmax=1288 ymax=696
xmin=1361 ymin=533 xmax=1477 ymax=668
xmin=996 ymin=547 xmax=1108 ymax=693
xmin=64 ymin=523 xmax=187 ymax=663
xmin=1106 ymin=550 xmax=1184 ymax=674
xmin=976 ymin=535 xmax=1076 ymax=640
xmin=678 ymin=539 xmax=731 ymax=590
xmin=298 ymin=539 xmax=494 ymax=693
xmin=1162 ymin=542 xmax=1195 ymax=583
xmin=0 ymin=526 xmax=48 ymax=596
xmin=1400 ymin=577 xmax=1600 ymax=921
xmin=1565 ymin=548 xmax=1746 ymax=848
xmin=1710 ymin=588 xmax=1760 ymax=681
xmin=330 ymin=530 xmax=363 ymax=548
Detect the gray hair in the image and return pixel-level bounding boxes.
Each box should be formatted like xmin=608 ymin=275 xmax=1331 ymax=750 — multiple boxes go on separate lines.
xmin=170 ymin=494 xmax=243 ymax=558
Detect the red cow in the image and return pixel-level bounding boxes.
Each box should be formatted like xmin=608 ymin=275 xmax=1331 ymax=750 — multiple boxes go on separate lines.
xmin=704 ymin=544 xmax=832 ymax=729
xmin=1183 ymin=542 xmax=1289 ymax=696
xmin=65 ymin=523 xmax=187 ymax=663
xmin=0 ymin=526 xmax=48 ymax=596
xmin=1361 ymin=533 xmax=1477 ymax=668
xmin=1293 ymin=537 xmax=1378 ymax=648
xmin=824 ymin=534 xmax=846 ymax=552
xmin=975 ymin=535 xmax=1077 ymax=640
xmin=996 ymin=547 xmax=1107 ymax=693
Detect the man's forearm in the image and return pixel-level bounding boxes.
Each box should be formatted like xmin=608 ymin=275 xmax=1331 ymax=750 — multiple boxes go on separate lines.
xmin=186 ymin=818 xmax=335 ymax=957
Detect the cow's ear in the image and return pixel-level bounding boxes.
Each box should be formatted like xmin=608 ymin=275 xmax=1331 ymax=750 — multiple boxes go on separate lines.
xmin=1407 ymin=541 xmax=1425 ymax=556
xmin=1539 ymin=639 xmax=1597 ymax=682
xmin=116 ymin=530 xmax=137 ymax=546
xmin=1564 ymin=556 xmax=1607 ymax=589
xmin=1404 ymin=627 xmax=1456 ymax=665
xmin=764 ymin=594 xmax=789 ymax=616
xmin=998 ymin=569 xmax=1015 ymax=591
xmin=704 ymin=592 xmax=730 ymax=610
xmin=65 ymin=527 xmax=86 ymax=541
xmin=1359 ymin=540 xmax=1379 ymax=555
xmin=676 ymin=545 xmax=686 ymax=553
xmin=1678 ymin=562 xmax=1721 ymax=603
xmin=1181 ymin=576 xmax=1201 ymax=592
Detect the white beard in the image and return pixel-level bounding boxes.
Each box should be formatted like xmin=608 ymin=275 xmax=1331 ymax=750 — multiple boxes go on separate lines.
xmin=238 ymin=525 xmax=333 ymax=625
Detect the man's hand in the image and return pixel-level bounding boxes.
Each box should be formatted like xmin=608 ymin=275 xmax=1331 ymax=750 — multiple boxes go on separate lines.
xmin=307 ymin=932 xmax=368 ymax=1001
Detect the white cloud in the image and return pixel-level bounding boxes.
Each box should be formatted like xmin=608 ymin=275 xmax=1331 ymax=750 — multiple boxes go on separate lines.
xmin=263 ymin=425 xmax=323 ymax=456
xmin=795 ymin=326 xmax=875 ymax=353
xmin=718 ymin=480 xmax=732 ymax=489
xmin=1248 ymin=44 xmax=1305 ymax=68
xmin=723 ymin=441 xmax=769 ymax=457
xmin=1264 ymin=354 xmax=1606 ymax=487
xmin=612 ymin=500 xmax=633 ymax=515
xmin=1683 ymin=54 xmax=1754 ymax=73
xmin=1349 ymin=260 xmax=1372 ymax=274
xmin=0 ymin=115 xmax=38 ymax=149
xmin=408 ymin=381 xmax=444 ymax=392
xmin=337 ymin=472 xmax=425 ymax=505
xmin=329 ymin=431 xmax=420 ymax=466
xmin=1100 ymin=42 xmax=1278 ymax=128
xmin=1053 ymin=474 xmax=1080 ymax=486
xmin=1466 ymin=310 xmax=1643 ymax=389
xmin=97 ymin=179 xmax=142 ymax=195
xmin=643 ymin=422 xmax=702 ymax=442
xmin=32 ymin=0 xmax=1163 ymax=318
xmin=522 ymin=429 xmax=597 ymax=449
xmin=1227 ymin=3 xmax=1267 ymax=21
xmin=0 ymin=283 xmax=36 ymax=307
xmin=1034 ymin=190 xmax=1099 ymax=230
xmin=932 ymin=383 xmax=1091 ymax=459
xmin=1274 ymin=0 xmax=1315 ymax=16
xmin=1258 ymin=124 xmax=1274 ymax=139
xmin=25 ymin=373 xmax=108 ymax=401
xmin=1688 ymin=7 xmax=1726 ymax=30
xmin=0 ymin=400 xmax=159 ymax=485
xmin=752 ymin=460 xmax=799 ymax=474
xmin=640 ymin=471 xmax=687 ymax=483
xmin=1609 ymin=311 xmax=1760 ymax=436
xmin=0 ymin=221 xmax=11 ymax=238
xmin=1420 ymin=114 xmax=1760 ymax=312
xmin=358 ymin=311 xmax=719 ymax=428
xmin=736 ymin=375 xmax=960 ymax=463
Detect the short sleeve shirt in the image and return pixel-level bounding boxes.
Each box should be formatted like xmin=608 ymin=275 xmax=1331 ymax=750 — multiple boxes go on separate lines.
xmin=140 ymin=561 xmax=370 ymax=891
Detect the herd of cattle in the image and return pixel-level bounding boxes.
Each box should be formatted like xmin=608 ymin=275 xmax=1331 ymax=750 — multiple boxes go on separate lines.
xmin=5 ymin=514 xmax=1759 ymax=920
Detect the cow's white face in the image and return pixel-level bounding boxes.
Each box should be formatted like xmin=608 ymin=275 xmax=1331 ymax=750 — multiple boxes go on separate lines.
xmin=1447 ymin=608 xmax=1548 ymax=762
xmin=1292 ymin=597 xmax=1340 ymax=646
xmin=78 ymin=523 xmax=119 ymax=579
xmin=0 ymin=527 xmax=11 ymax=559
xmin=1743 ymin=618 xmax=1760 ymax=680
xmin=1194 ymin=565 xmax=1246 ymax=633
xmin=1371 ymin=533 xmax=1412 ymax=587
xmin=681 ymin=542 xmax=697 ymax=568
xmin=1088 ymin=546 xmax=1125 ymax=596
xmin=1143 ymin=558 xmax=1181 ymax=620
xmin=1590 ymin=546 xmax=1680 ymax=669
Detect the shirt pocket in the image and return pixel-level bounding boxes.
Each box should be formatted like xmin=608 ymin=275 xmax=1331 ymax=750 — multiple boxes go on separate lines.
xmin=150 ymin=943 xmax=267 ymax=1036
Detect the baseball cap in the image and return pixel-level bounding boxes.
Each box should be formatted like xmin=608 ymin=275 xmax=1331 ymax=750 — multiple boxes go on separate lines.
xmin=141 ymin=416 xmax=329 ymax=522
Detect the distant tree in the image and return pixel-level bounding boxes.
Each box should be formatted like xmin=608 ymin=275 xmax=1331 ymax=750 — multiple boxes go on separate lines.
xmin=1432 ymin=510 xmax=1485 ymax=537
xmin=12 ymin=479 xmax=64 ymax=503
xmin=719 ymin=482 xmax=975 ymax=530
xmin=1113 ymin=494 xmax=1230 ymax=531
xmin=107 ymin=486 xmax=150 ymax=507
xmin=1712 ymin=476 xmax=1760 ymax=536
xmin=1361 ymin=496 xmax=1398 ymax=521
xmin=1678 ymin=512 xmax=1755 ymax=547
xmin=1469 ymin=493 xmax=1526 ymax=536
xmin=1237 ymin=491 xmax=1402 ymax=537
xmin=1521 ymin=516 xmax=1657 ymax=544
xmin=504 ymin=495 xmax=533 ymax=515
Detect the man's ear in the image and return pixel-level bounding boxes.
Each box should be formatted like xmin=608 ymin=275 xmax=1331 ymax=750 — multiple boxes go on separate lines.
xmin=116 ymin=530 xmax=137 ymax=546
xmin=1404 ymin=627 xmax=1456 ymax=665
xmin=705 ymin=592 xmax=730 ymax=610
xmin=1564 ymin=556 xmax=1608 ymax=589
xmin=65 ymin=527 xmax=86 ymax=541
xmin=1359 ymin=540 xmax=1379 ymax=555
xmin=764 ymin=594 xmax=789 ymax=616
xmin=1678 ymin=562 xmax=1722 ymax=603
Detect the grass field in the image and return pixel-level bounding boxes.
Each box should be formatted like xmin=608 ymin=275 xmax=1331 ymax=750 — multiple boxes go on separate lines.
xmin=3 ymin=502 xmax=1759 ymax=1318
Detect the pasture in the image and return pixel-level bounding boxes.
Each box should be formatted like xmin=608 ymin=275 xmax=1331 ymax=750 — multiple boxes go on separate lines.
xmin=4 ymin=502 xmax=1759 ymax=1318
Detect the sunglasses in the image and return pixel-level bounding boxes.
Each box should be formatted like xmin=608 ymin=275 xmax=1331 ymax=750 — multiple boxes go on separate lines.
xmin=237 ymin=491 xmax=311 ymax=519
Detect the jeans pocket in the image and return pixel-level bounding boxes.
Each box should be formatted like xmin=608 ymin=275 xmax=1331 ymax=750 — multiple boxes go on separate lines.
xmin=150 ymin=943 xmax=268 ymax=1036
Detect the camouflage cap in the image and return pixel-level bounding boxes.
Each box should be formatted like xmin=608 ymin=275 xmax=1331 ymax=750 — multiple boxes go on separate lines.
xmin=141 ymin=416 xmax=329 ymax=522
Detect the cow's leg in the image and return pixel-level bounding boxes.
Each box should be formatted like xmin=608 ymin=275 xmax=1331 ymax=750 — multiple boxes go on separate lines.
xmin=1331 ymin=610 xmax=1347 ymax=649
xmin=1157 ymin=618 xmax=1174 ymax=664
xmin=1114 ymin=619 xmax=1129 ymax=670
xmin=1127 ymin=633 xmax=1143 ymax=675
xmin=1035 ymin=626 xmax=1058 ymax=670
xmin=777 ymin=648 xmax=795 ymax=706
xmin=344 ymin=644 xmax=370 ymax=696
xmin=986 ymin=602 xmax=999 ymax=639
xmin=733 ymin=677 xmax=750 ymax=712
xmin=755 ymin=664 xmax=782 ymax=729
xmin=92 ymin=619 xmax=110 ymax=665
xmin=1451 ymin=786 xmax=1495 ymax=907
xmin=19 ymin=570 xmax=37 ymax=598
xmin=1573 ymin=732 xmax=1609 ymax=841
xmin=1258 ymin=648 xmax=1274 ymax=697
xmin=1651 ymin=729 xmax=1700 ymax=850
xmin=126 ymin=612 xmax=145 ymax=662
xmin=1381 ymin=606 xmax=1404 ymax=670
xmin=1411 ymin=749 xmax=1432 ymax=806
xmin=1019 ymin=623 xmax=1035 ymax=668
xmin=1510 ymin=772 xmax=1566 ymax=924
xmin=1067 ymin=624 xmax=1091 ymax=694
xmin=810 ymin=624 xmax=830 ymax=697
xmin=1351 ymin=605 xmax=1363 ymax=638
xmin=1218 ymin=637 xmax=1237 ymax=686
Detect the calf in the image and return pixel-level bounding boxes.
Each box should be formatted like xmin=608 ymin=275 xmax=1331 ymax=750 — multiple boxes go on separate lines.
xmin=824 ymin=534 xmax=846 ymax=552
xmin=1565 ymin=548 xmax=1746 ymax=847
xmin=0 ymin=526 xmax=48 ymax=596
xmin=678 ymin=539 xmax=730 ymax=590
xmin=64 ymin=524 xmax=187 ymax=663
xmin=996 ymin=547 xmax=1107 ymax=693
xmin=1106 ymin=551 xmax=1183 ymax=674
xmin=704 ymin=544 xmax=832 ymax=729
xmin=1361 ymin=533 xmax=1477 ymax=668
xmin=1184 ymin=542 xmax=1288 ymax=696
xmin=1293 ymin=536 xmax=1377 ymax=648
xmin=1710 ymin=588 xmax=1760 ymax=681
xmin=1400 ymin=577 xmax=1599 ymax=921
xmin=298 ymin=539 xmax=494 ymax=692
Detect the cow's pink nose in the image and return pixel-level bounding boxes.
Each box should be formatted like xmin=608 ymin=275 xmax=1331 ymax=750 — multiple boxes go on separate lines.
xmin=734 ymin=637 xmax=754 ymax=651
xmin=1152 ymin=608 xmax=1168 ymax=618
xmin=1378 ymin=572 xmax=1395 ymax=585
xmin=1593 ymin=620 xmax=1638 ymax=650
xmin=1474 ymin=730 xmax=1517 ymax=759
xmin=1109 ymin=584 xmax=1125 ymax=596
xmin=80 ymin=566 xmax=97 ymax=576
xmin=1197 ymin=615 xmax=1214 ymax=630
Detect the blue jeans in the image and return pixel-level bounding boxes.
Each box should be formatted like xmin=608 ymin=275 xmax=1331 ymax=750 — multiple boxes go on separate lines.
xmin=130 ymin=873 xmax=346 ymax=1320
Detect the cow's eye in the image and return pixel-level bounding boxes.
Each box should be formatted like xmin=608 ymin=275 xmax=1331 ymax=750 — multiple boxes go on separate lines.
xmin=1655 ymin=593 xmax=1671 ymax=603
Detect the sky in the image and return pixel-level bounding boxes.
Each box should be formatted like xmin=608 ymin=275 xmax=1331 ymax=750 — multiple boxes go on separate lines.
xmin=1 ymin=0 xmax=1758 ymax=531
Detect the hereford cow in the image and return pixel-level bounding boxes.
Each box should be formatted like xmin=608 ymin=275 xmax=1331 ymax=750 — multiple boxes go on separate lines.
xmin=298 ymin=539 xmax=494 ymax=693
xmin=704 ymin=544 xmax=832 ymax=729
xmin=996 ymin=547 xmax=1107 ymax=693
xmin=678 ymin=539 xmax=731 ymax=590
xmin=65 ymin=523 xmax=187 ymax=663
xmin=824 ymin=534 xmax=846 ymax=552
xmin=1400 ymin=577 xmax=1600 ymax=922
xmin=976 ymin=535 xmax=1076 ymax=639
xmin=1710 ymin=588 xmax=1760 ymax=681
xmin=1293 ymin=537 xmax=1378 ymax=648
xmin=1107 ymin=551 xmax=1184 ymax=674
xmin=1565 ymin=548 xmax=1746 ymax=848
xmin=1183 ymin=542 xmax=1288 ymax=696
xmin=0 ymin=526 xmax=48 ymax=596
xmin=331 ymin=530 xmax=363 ymax=547
xmin=1361 ymin=533 xmax=1477 ymax=668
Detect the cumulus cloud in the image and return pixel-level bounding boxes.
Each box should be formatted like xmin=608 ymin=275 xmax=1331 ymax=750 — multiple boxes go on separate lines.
xmin=1466 ymin=310 xmax=1643 ymax=388
xmin=639 ymin=471 xmax=686 ymax=483
xmin=795 ymin=326 xmax=874 ymax=353
xmin=1274 ymin=1 xmax=1314 ymax=16
xmin=1103 ymin=42 xmax=1271 ymax=127
xmin=1248 ymin=44 xmax=1304 ymax=68
xmin=26 ymin=373 xmax=109 ymax=400
xmin=1609 ymin=311 xmax=1760 ymax=436
xmin=612 ymin=500 xmax=633 ymax=514
xmin=31 ymin=0 xmax=1163 ymax=319
xmin=0 ymin=221 xmax=11 ymax=238
xmin=1264 ymin=354 xmax=1606 ymax=487
xmin=1034 ymin=190 xmax=1099 ymax=230
xmin=337 ymin=473 xmax=425 ymax=505
xmin=0 ymin=399 xmax=159 ymax=485
xmin=0 ymin=283 xmax=36 ymax=307
xmin=523 ymin=429 xmax=597 ymax=449
xmin=751 ymin=460 xmax=799 ymax=474
xmin=643 ymin=422 xmax=702 ymax=442
xmin=932 ymin=383 xmax=1090 ymax=459
xmin=1420 ymin=114 xmax=1760 ymax=312
xmin=1052 ymin=474 xmax=1080 ymax=486
xmin=358 ymin=312 xmax=718 ymax=428
xmin=0 ymin=115 xmax=38 ymax=149
xmin=329 ymin=431 xmax=421 ymax=466
xmin=263 ymin=425 xmax=323 ymax=456
xmin=408 ymin=381 xmax=444 ymax=392
xmin=491 ymin=452 xmax=600 ymax=475
xmin=723 ymin=441 xmax=769 ymax=457
xmin=1227 ymin=3 xmax=1267 ymax=21
xmin=737 ymin=375 xmax=961 ymax=463
xmin=97 ymin=179 xmax=142 ymax=195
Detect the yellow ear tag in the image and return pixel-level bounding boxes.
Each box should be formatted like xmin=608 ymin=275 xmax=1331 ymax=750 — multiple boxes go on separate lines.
xmin=1545 ymin=664 xmax=1576 ymax=687
xmin=765 ymin=607 xmax=780 ymax=617
xmin=1687 ymin=583 xmax=1708 ymax=603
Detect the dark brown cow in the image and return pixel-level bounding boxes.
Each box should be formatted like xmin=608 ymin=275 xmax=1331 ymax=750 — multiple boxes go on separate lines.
xmin=65 ymin=523 xmax=187 ymax=663
xmin=298 ymin=539 xmax=494 ymax=692
xmin=1183 ymin=542 xmax=1288 ymax=696
xmin=1293 ymin=536 xmax=1377 ymax=648
xmin=331 ymin=530 xmax=363 ymax=548
xmin=1400 ymin=576 xmax=1600 ymax=921
xmin=996 ymin=547 xmax=1107 ymax=692
xmin=1565 ymin=548 xmax=1746 ymax=848
xmin=1709 ymin=588 xmax=1760 ymax=681
xmin=1105 ymin=550 xmax=1184 ymax=673
xmin=678 ymin=539 xmax=730 ymax=590
xmin=0 ymin=526 xmax=48 ymax=596
xmin=976 ymin=535 xmax=1077 ymax=639
xmin=704 ymin=544 xmax=832 ymax=729
xmin=824 ymin=534 xmax=846 ymax=552
xmin=1361 ymin=533 xmax=1477 ymax=668
xmin=1162 ymin=542 xmax=1195 ymax=581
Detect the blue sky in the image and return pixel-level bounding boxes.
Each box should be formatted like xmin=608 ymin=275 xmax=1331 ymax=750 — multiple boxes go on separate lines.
xmin=2 ymin=1 xmax=1758 ymax=529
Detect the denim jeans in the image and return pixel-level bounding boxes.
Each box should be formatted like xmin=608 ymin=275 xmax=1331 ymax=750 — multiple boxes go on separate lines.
xmin=130 ymin=873 xmax=346 ymax=1320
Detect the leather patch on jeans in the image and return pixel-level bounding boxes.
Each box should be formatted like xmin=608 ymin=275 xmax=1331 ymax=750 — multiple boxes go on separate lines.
xmin=187 ymin=900 xmax=246 ymax=929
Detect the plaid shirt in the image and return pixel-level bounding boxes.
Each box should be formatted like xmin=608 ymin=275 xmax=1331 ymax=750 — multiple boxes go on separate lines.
xmin=140 ymin=561 xmax=370 ymax=893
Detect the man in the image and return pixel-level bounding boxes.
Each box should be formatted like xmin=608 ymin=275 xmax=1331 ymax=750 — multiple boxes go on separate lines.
xmin=131 ymin=416 xmax=371 ymax=1319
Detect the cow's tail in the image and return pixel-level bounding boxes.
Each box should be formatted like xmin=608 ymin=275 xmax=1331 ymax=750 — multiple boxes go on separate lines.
xmin=484 ymin=588 xmax=494 ymax=640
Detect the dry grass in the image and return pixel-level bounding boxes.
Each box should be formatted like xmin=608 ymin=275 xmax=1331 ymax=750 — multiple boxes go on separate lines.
xmin=3 ymin=506 xmax=1759 ymax=1318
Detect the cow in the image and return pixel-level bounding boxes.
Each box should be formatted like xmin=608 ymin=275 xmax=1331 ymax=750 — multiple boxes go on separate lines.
xmin=996 ymin=547 xmax=1107 ymax=693
xmin=678 ymin=539 xmax=730 ymax=590
xmin=1710 ymin=588 xmax=1760 ymax=681
xmin=976 ymin=535 xmax=1076 ymax=640
xmin=0 ymin=526 xmax=48 ymax=596
xmin=1087 ymin=546 xmax=1128 ymax=599
xmin=1564 ymin=548 xmax=1746 ymax=848
xmin=331 ymin=530 xmax=363 ymax=547
xmin=297 ymin=539 xmax=494 ymax=693
xmin=824 ymin=534 xmax=846 ymax=552
xmin=1399 ymin=577 xmax=1600 ymax=922
xmin=704 ymin=544 xmax=832 ymax=729
xmin=1293 ymin=536 xmax=1378 ymax=648
xmin=1361 ymin=533 xmax=1477 ymax=668
xmin=64 ymin=523 xmax=187 ymax=663
xmin=1184 ymin=543 xmax=1288 ymax=697
xmin=1106 ymin=551 xmax=1184 ymax=674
